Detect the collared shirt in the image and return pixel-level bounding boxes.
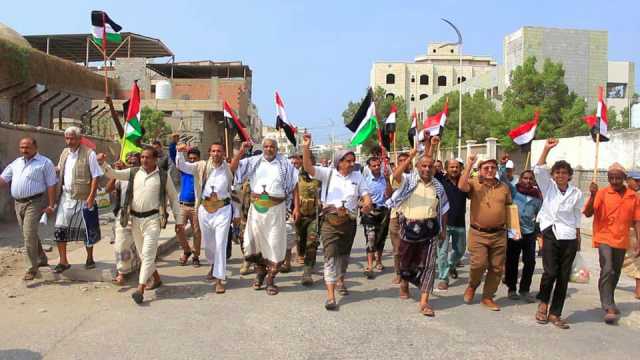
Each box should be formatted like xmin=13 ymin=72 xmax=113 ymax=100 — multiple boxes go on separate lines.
xmin=534 ymin=164 xmax=583 ymax=240
xmin=434 ymin=172 xmax=467 ymax=227
xmin=251 ymin=157 xmax=286 ymax=197
xmin=399 ymin=179 xmax=439 ymax=220
xmin=313 ymin=166 xmax=369 ymax=212
xmin=179 ymin=171 xmax=195 ymax=203
xmin=102 ymin=164 xmax=180 ymax=217
xmin=62 ymin=148 xmax=103 ymax=192
xmin=468 ymin=177 xmax=512 ymax=229
xmin=201 ymin=163 xmax=232 ymax=200
xmin=0 ymin=153 xmax=57 ymax=199
xmin=365 ymin=171 xmax=388 ymax=207
xmin=498 ymin=165 xmax=542 ymax=235
xmin=590 ymin=186 xmax=640 ymax=250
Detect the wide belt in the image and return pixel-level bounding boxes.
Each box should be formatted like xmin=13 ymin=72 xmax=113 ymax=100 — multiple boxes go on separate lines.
xmin=179 ymin=201 xmax=195 ymax=207
xmin=131 ymin=209 xmax=160 ymax=218
xmin=15 ymin=193 xmax=43 ymax=203
xmin=470 ymin=224 xmax=504 ymax=234
xmin=250 ymin=193 xmax=285 ymax=209
xmin=202 ymin=198 xmax=231 ymax=213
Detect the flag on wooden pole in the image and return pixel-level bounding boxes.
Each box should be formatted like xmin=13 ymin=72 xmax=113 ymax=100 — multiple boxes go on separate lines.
xmin=91 ymin=11 xmax=123 ymax=47
xmin=583 ymin=86 xmax=609 ymax=142
xmin=508 ymin=111 xmax=539 ymax=147
xmin=275 ymin=91 xmax=297 ymax=146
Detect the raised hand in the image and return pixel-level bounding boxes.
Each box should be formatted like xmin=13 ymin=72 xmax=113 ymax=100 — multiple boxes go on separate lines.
xmin=589 ymin=181 xmax=598 ymax=195
xmin=96 ymin=153 xmax=107 ymax=165
xmin=240 ymin=141 xmax=252 ymax=152
xmin=176 ymin=143 xmax=189 ymax=153
xmin=467 ymin=152 xmax=478 ymax=166
xmin=430 ymin=135 xmax=440 ymax=146
xmin=545 ymin=138 xmax=559 ymax=149
xmin=302 ymin=133 xmax=312 ymax=147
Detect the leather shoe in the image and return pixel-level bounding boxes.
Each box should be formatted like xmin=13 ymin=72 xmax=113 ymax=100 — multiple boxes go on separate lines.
xmin=463 ymin=287 xmax=476 ymax=304
xmin=481 ymin=298 xmax=501 ymax=311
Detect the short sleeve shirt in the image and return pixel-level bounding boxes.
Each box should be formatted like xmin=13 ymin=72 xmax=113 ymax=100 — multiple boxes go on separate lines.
xmin=313 ymin=166 xmax=369 ymax=211
xmin=468 ymin=177 xmax=512 ymax=229
xmin=591 ymin=187 xmax=640 ymax=250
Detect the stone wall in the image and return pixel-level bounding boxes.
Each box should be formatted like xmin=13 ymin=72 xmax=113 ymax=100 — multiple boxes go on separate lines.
xmin=0 ymin=123 xmax=119 ymax=221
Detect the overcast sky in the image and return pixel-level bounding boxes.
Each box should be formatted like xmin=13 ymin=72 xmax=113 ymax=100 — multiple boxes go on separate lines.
xmin=4 ymin=0 xmax=639 ymax=143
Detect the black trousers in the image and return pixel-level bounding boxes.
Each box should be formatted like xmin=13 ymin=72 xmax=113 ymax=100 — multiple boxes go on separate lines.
xmin=598 ymin=244 xmax=626 ymax=311
xmin=505 ymin=233 xmax=536 ymax=293
xmin=537 ymin=227 xmax=578 ymax=317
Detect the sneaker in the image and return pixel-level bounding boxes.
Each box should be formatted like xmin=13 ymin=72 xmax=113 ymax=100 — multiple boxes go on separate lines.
xmin=508 ymin=291 xmax=520 ymax=301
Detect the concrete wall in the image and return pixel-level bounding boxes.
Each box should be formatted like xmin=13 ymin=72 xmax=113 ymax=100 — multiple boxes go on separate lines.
xmin=530 ymin=128 xmax=640 ymax=172
xmin=0 ymin=123 xmax=119 ymax=221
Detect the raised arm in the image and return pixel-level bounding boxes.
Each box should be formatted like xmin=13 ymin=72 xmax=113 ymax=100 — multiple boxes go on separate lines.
xmin=583 ymin=182 xmax=598 ymax=217
xmin=175 ymin=144 xmax=198 ymax=174
xmin=302 ymin=133 xmax=316 ymax=177
xmin=105 ymin=97 xmax=124 ymax=139
xmin=392 ymin=148 xmax=417 ymax=184
xmin=230 ymin=141 xmax=252 ymax=174
xmin=166 ymin=173 xmax=181 ymax=220
xmin=537 ymin=138 xmax=558 ymax=166
xmin=97 ymin=153 xmax=131 ymax=181
xmin=458 ymin=152 xmax=477 ymax=192
xmin=426 ymin=133 xmax=438 ymax=158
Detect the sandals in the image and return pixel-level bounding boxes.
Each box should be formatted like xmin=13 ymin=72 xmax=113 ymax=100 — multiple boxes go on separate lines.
xmin=178 ymin=252 xmax=192 ymax=266
xmin=536 ymin=304 xmax=548 ymax=324
xmin=215 ymin=281 xmax=226 ymax=294
xmin=266 ymin=284 xmax=279 ymax=296
xmin=399 ymin=282 xmax=410 ymax=300
xmin=420 ymin=304 xmax=435 ymax=317
xmin=375 ymin=263 xmax=384 ymax=271
xmin=112 ymin=273 xmax=126 ymax=286
xmin=147 ymin=280 xmax=162 ymax=290
xmin=337 ymin=283 xmax=349 ymax=296
xmin=253 ymin=273 xmax=266 ymax=290
xmin=131 ymin=291 xmax=144 ymax=305
xmin=364 ymin=268 xmax=375 ymax=280
xmin=192 ymin=256 xmax=201 ymax=268
xmin=324 ymin=299 xmax=338 ymax=311
xmin=548 ymin=315 xmax=570 ymax=329
xmin=53 ymin=263 xmax=71 ymax=273
xmin=23 ymin=271 xmax=37 ymax=281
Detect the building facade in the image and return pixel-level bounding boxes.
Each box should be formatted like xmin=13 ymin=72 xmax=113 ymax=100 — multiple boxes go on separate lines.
xmin=370 ymin=43 xmax=497 ymax=118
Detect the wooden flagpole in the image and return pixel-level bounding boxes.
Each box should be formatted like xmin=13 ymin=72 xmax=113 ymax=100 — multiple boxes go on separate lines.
xmin=393 ymin=133 xmax=397 ymax=165
xmin=524 ymin=150 xmax=531 ymax=170
xmin=593 ymin=132 xmax=600 ymax=181
xmin=102 ymin=12 xmax=109 ymax=97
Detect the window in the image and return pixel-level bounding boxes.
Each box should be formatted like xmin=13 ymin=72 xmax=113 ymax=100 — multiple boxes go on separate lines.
xmin=606 ymin=83 xmax=627 ymax=98
xmin=419 ymin=94 xmax=428 ymax=100
xmin=410 ymin=75 xmax=415 ymax=83
xmin=457 ymin=76 xmax=467 ymax=84
xmin=419 ymin=75 xmax=429 ymax=85
xmin=385 ymin=93 xmax=395 ymax=99
xmin=437 ymin=76 xmax=447 ymax=86
xmin=410 ymin=95 xmax=415 ymax=102
xmin=450 ymin=49 xmax=454 ymax=54
xmin=386 ymin=73 xmax=395 ymax=84
xmin=432 ymin=49 xmax=437 ymax=53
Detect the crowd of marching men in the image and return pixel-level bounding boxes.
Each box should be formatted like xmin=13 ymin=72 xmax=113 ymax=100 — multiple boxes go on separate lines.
xmin=1 ymin=124 xmax=639 ymax=328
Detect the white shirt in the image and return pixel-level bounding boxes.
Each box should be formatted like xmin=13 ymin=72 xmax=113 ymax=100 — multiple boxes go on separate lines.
xmin=313 ymin=166 xmax=369 ymax=211
xmin=176 ymin=152 xmax=231 ymax=200
xmin=62 ymin=148 xmax=103 ymax=192
xmin=534 ymin=164 xmax=583 ymax=240
xmin=251 ymin=158 xmax=285 ymax=197
xmin=1 ymin=153 xmax=57 ymax=199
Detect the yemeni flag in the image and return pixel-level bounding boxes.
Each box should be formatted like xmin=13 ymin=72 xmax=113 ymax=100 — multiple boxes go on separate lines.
xmin=346 ymin=88 xmax=378 ymax=146
xmin=91 ymin=11 xmax=123 ymax=48
xmin=275 ymin=91 xmax=297 ymax=146
xmin=224 ymin=101 xmax=251 ymax=142
xmin=508 ymin=111 xmax=539 ymax=148
xmin=408 ymin=109 xmax=418 ymax=148
xmin=424 ymin=99 xmax=448 ymax=136
xmin=583 ymin=86 xmax=609 ymax=142
xmin=381 ymin=103 xmax=397 ymax=151
xmin=119 ymin=82 xmax=143 ymax=161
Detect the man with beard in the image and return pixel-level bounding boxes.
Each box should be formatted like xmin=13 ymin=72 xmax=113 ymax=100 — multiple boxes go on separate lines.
xmin=389 ymin=153 xmax=413 ymax=285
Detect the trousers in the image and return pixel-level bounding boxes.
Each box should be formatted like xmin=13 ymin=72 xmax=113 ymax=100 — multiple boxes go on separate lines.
xmin=295 ymin=215 xmax=319 ymax=268
xmin=537 ymin=227 xmax=578 ymax=317
xmin=176 ymin=204 xmax=201 ymax=257
xmin=131 ymin=215 xmax=161 ymax=285
xmin=362 ymin=207 xmax=390 ymax=253
xmin=598 ymin=244 xmax=626 ymax=311
xmin=436 ymin=225 xmax=466 ymax=282
xmin=198 ymin=204 xmax=232 ymax=280
xmin=505 ymin=233 xmax=537 ymax=293
xmin=468 ymin=227 xmax=507 ymax=298
xmin=114 ymin=221 xmax=139 ymax=274
xmin=324 ymin=255 xmax=349 ymax=284
xmin=15 ymin=196 xmax=48 ymax=273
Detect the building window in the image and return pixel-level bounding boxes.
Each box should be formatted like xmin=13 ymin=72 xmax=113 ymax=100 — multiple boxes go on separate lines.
xmin=432 ymin=49 xmax=436 ymax=53
xmin=450 ymin=49 xmax=454 ymax=54
xmin=438 ymin=76 xmax=447 ymax=86
xmin=386 ymin=74 xmax=395 ymax=84
xmin=411 ymin=75 xmax=415 ymax=83
xmin=419 ymin=75 xmax=429 ymax=85
xmin=385 ymin=93 xmax=395 ymax=99
xmin=419 ymin=94 xmax=428 ymax=100
xmin=457 ymin=76 xmax=467 ymax=84
xmin=150 ymin=85 xmax=156 ymax=93
xmin=410 ymin=95 xmax=415 ymax=102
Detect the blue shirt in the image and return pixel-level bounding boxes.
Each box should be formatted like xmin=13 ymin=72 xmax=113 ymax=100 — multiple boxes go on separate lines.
xmin=499 ymin=165 xmax=542 ymax=235
xmin=179 ymin=171 xmax=196 ymax=203
xmin=365 ymin=172 xmax=388 ymax=207
xmin=0 ymin=153 xmax=57 ymax=199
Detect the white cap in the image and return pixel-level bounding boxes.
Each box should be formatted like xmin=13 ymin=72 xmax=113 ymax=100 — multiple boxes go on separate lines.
xmin=505 ymin=160 xmax=514 ymax=169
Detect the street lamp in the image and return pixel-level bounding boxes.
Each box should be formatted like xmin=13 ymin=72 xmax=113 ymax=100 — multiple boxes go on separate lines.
xmin=440 ymin=18 xmax=463 ymax=158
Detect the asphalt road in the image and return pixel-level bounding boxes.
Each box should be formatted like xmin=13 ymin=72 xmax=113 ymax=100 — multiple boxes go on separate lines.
xmin=1 ymin=229 xmax=639 ymax=360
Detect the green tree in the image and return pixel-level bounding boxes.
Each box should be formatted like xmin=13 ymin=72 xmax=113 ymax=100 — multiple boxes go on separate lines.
xmin=426 ymin=90 xmax=503 ymax=148
xmin=342 ymin=86 xmax=409 ymax=154
xmin=140 ymin=106 xmax=171 ymax=143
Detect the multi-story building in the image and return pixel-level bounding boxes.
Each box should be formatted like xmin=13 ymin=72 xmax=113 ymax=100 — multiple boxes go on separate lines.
xmin=370 ymin=42 xmax=497 ymax=119
xmin=607 ymin=61 xmax=635 ymax=116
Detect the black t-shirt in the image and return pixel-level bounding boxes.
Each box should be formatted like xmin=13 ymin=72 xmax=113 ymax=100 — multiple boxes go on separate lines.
xmin=435 ymin=172 xmax=467 ymax=227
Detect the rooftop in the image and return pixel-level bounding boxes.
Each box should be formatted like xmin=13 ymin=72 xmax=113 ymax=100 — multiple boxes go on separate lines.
xmin=147 ymin=61 xmax=252 ymax=79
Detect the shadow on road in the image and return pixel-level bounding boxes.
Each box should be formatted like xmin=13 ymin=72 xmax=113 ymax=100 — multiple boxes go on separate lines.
xmin=0 ymin=349 xmax=42 ymax=360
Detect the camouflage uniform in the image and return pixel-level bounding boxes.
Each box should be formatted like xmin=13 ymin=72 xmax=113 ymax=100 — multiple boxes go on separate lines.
xmin=295 ymin=171 xmax=322 ymax=284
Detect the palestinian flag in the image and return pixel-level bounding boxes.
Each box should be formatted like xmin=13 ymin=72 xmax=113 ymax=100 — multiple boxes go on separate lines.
xmin=347 ymin=88 xmax=377 ymax=146
xmin=224 ymin=101 xmax=251 ymax=143
xmin=424 ymin=99 xmax=448 ymax=136
xmin=408 ymin=109 xmax=418 ymax=148
xmin=275 ymin=91 xmax=297 ymax=146
xmin=583 ymin=86 xmax=609 ymax=142
xmin=119 ymin=82 xmax=143 ymax=161
xmin=508 ymin=111 xmax=539 ymax=147
xmin=91 ymin=11 xmax=122 ymax=47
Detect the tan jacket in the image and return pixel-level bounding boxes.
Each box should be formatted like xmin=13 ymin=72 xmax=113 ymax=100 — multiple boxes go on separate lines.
xmin=192 ymin=159 xmax=233 ymax=210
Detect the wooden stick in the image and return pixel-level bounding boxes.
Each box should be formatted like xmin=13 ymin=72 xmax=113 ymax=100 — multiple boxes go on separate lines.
xmin=524 ymin=151 xmax=531 ymax=170
xmin=593 ymin=132 xmax=600 ymax=181
xmin=224 ymin=126 xmax=230 ymax=159
xmin=393 ymin=133 xmax=397 ymax=165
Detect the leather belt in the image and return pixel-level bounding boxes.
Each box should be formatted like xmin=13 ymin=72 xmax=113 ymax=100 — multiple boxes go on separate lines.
xmin=179 ymin=201 xmax=195 ymax=206
xmin=15 ymin=193 xmax=43 ymax=203
xmin=202 ymin=198 xmax=231 ymax=213
xmin=131 ymin=209 xmax=160 ymax=218
xmin=470 ymin=224 xmax=505 ymax=234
